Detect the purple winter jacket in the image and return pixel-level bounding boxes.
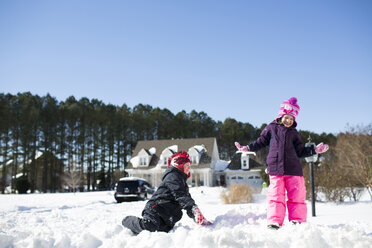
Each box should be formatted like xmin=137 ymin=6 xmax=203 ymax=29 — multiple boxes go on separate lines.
xmin=248 ymin=120 xmax=316 ymax=176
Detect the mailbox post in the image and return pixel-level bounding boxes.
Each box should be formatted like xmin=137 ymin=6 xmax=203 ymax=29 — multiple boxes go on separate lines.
xmin=305 ymin=135 xmax=318 ymax=217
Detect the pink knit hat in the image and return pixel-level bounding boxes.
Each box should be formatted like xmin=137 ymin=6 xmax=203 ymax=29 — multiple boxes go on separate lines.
xmin=277 ymin=97 xmax=300 ymax=120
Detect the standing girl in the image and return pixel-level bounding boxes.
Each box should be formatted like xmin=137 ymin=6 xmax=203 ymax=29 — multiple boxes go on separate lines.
xmin=235 ymin=97 xmax=328 ymax=229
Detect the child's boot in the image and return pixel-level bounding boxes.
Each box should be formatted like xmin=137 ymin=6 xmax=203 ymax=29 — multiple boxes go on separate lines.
xmin=267 ymin=223 xmax=280 ymax=230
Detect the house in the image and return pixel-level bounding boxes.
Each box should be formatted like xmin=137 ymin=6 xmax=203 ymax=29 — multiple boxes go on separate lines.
xmin=126 ymin=137 xmax=219 ymax=187
xmin=1 ymin=151 xmax=66 ymax=193
xmin=126 ymin=137 xmax=265 ymax=189
xmin=224 ymin=151 xmax=264 ymax=189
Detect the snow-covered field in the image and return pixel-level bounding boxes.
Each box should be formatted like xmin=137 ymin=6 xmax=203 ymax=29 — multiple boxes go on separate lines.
xmin=1 ymin=187 xmax=372 ymax=248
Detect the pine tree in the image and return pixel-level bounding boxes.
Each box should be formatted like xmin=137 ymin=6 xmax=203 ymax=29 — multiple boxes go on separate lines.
xmin=0 ymin=94 xmax=12 ymax=193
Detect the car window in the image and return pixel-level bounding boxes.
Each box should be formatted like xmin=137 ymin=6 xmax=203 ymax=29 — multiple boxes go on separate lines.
xmin=117 ymin=181 xmax=139 ymax=190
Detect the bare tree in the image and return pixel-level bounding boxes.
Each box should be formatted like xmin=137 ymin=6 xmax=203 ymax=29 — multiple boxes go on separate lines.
xmin=336 ymin=124 xmax=372 ymax=201
xmin=63 ymin=160 xmax=83 ymax=193
xmin=315 ymin=161 xmax=361 ymax=202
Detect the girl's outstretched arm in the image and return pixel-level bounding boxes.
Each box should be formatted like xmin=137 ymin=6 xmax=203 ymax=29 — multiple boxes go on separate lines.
xmin=248 ymin=126 xmax=271 ymax=152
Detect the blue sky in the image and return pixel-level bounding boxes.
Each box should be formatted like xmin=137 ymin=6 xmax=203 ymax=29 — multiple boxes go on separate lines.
xmin=1 ymin=0 xmax=371 ymax=134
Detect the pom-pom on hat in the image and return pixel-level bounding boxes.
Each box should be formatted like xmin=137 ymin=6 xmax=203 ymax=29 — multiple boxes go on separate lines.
xmin=168 ymin=151 xmax=191 ymax=174
xmin=277 ymin=97 xmax=300 ymax=120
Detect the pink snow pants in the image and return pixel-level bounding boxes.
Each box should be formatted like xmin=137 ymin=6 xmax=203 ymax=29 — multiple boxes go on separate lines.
xmin=267 ymin=175 xmax=307 ymax=225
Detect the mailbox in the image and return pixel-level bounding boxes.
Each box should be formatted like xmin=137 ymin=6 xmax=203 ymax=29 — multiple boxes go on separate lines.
xmin=305 ymin=142 xmax=318 ymax=163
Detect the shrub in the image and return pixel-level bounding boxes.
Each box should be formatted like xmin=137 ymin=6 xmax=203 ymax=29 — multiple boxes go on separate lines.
xmin=16 ymin=176 xmax=30 ymax=194
xmin=221 ymin=183 xmax=254 ymax=204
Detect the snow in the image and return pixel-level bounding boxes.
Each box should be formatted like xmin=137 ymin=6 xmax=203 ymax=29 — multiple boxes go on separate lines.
xmin=236 ymin=150 xmax=257 ymax=156
xmin=1 ymin=188 xmax=372 ymax=248
xmin=214 ymin=160 xmax=229 ymax=171
xmin=167 ymin=145 xmax=178 ymax=153
xmin=129 ymin=156 xmax=139 ymax=167
xmin=117 ymin=177 xmax=148 ymax=182
xmin=148 ymin=147 xmax=156 ymax=155
xmin=192 ymin=145 xmax=207 ymax=153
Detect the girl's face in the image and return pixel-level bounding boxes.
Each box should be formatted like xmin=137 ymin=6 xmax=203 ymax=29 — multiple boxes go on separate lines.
xmin=282 ymin=115 xmax=294 ymax=128
xmin=183 ymin=162 xmax=191 ymax=175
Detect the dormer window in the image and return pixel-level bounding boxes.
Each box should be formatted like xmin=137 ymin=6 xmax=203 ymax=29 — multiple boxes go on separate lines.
xmin=160 ymin=147 xmax=177 ymax=167
xmin=241 ymin=154 xmax=249 ymax=170
xmin=133 ymin=148 xmax=153 ymax=167
xmin=188 ymin=146 xmax=203 ymax=165
xmin=140 ymin=156 xmax=148 ymax=166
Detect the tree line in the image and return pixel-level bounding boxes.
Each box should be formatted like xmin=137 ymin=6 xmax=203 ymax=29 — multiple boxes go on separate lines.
xmin=0 ymin=92 xmax=339 ymax=194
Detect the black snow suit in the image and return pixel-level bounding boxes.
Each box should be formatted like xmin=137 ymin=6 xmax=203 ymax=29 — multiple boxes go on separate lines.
xmin=122 ymin=166 xmax=196 ymax=234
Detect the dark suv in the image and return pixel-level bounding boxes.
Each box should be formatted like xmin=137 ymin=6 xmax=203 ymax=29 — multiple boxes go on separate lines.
xmin=114 ymin=177 xmax=155 ymax=203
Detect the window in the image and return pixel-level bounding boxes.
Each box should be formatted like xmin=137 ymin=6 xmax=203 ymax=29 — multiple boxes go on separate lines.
xmin=160 ymin=148 xmax=175 ymax=167
xmin=163 ymin=157 xmax=168 ymax=166
xmin=241 ymin=156 xmax=249 ymax=169
xmin=140 ymin=157 xmax=147 ymax=166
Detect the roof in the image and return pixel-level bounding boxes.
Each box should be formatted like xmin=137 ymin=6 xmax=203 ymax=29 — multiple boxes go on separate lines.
xmin=127 ymin=137 xmax=216 ymax=169
xmin=227 ymin=152 xmax=263 ymax=170
xmin=215 ymin=160 xmax=230 ymax=171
